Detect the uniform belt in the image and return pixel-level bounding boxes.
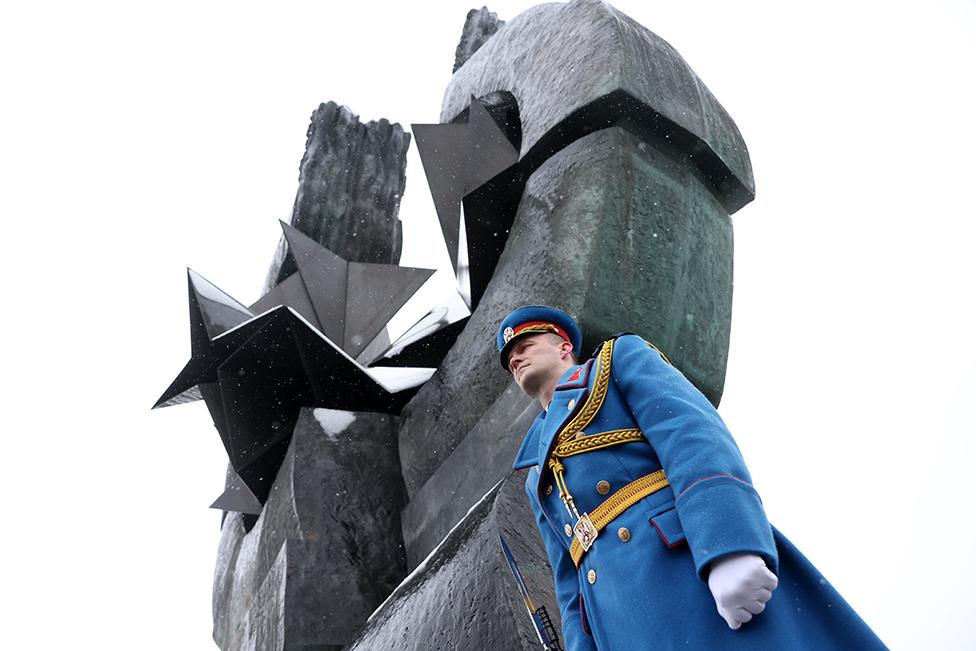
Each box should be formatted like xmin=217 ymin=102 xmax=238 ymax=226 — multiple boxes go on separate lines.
xmin=569 ymin=469 xmax=669 ymax=567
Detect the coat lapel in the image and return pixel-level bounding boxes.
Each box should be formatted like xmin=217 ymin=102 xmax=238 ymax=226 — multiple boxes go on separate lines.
xmin=530 ymin=361 xmax=594 ymax=494
xmin=513 ymin=412 xmax=546 ymax=470
xmin=536 ymin=387 xmax=588 ymax=464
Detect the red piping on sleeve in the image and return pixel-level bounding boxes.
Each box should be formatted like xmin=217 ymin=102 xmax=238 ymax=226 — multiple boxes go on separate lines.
xmin=676 ymin=473 xmax=752 ymax=499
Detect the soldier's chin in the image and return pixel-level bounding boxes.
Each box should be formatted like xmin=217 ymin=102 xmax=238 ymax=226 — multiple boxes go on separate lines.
xmin=516 ymin=370 xmax=542 ymax=396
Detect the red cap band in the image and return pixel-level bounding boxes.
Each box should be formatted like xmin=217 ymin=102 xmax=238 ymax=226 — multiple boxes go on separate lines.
xmin=510 ymin=321 xmax=571 ymax=345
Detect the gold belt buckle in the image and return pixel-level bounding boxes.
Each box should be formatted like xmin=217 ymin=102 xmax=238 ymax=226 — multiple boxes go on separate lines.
xmin=573 ymin=513 xmax=598 ymax=551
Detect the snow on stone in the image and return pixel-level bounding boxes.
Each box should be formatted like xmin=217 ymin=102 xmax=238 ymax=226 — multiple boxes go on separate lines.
xmin=312 ymin=408 xmax=357 ymax=440
xmin=364 ymin=366 xmax=436 ymax=392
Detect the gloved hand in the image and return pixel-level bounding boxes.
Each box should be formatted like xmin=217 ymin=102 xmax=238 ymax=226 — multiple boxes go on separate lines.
xmin=707 ymin=553 xmax=778 ymax=630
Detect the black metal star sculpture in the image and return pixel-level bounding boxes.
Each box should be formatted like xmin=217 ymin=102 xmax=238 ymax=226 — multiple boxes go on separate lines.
xmin=154 ymin=232 xmax=440 ymax=505
xmin=412 ymin=97 xmax=520 ymax=308
xmin=251 ymin=221 xmax=435 ymax=359
xmin=156 ymin=110 xmax=526 ymax=511
xmin=366 ymin=302 xmax=470 ymax=368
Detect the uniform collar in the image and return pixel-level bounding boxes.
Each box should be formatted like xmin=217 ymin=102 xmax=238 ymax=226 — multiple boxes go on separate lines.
xmin=555 ymin=358 xmax=593 ymax=390
xmin=511 ymin=360 xmax=594 ymax=471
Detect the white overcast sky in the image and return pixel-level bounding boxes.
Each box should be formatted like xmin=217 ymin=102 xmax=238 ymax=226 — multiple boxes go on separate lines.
xmin=2 ymin=1 xmax=974 ymax=649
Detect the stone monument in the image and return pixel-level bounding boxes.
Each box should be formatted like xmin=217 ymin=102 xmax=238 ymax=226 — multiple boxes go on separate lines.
xmin=158 ymin=1 xmax=756 ymax=648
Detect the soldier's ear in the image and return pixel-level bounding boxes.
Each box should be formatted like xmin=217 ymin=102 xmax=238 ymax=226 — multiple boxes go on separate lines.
xmin=559 ymin=340 xmax=574 ymax=359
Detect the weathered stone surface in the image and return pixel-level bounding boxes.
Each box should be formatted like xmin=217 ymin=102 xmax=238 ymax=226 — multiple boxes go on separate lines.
xmin=401 ymin=381 xmax=538 ymax=568
xmin=264 ymin=102 xmax=409 ymax=293
xmin=453 ymin=7 xmax=505 ymax=73
xmin=399 ymin=126 xmax=732 ymax=499
xmin=346 ymin=475 xmax=556 ymax=651
xmin=213 ymin=408 xmax=407 ymax=650
xmin=442 ymin=0 xmax=754 ymax=212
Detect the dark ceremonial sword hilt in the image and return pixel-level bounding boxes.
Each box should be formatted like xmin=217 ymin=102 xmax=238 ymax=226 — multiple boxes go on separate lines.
xmin=499 ymin=534 xmax=564 ymax=651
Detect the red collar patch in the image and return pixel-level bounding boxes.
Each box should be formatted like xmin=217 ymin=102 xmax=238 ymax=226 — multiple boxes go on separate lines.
xmin=555 ymin=359 xmax=592 ymax=390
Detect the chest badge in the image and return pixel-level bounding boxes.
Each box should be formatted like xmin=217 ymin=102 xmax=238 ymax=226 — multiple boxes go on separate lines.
xmin=573 ymin=514 xmax=598 ymax=551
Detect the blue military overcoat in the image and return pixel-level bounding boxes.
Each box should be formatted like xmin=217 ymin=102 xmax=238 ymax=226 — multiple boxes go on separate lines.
xmin=513 ymin=334 xmax=886 ymax=650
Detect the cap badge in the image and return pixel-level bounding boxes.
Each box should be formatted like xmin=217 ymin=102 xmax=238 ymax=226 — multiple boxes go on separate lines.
xmin=503 ymin=326 xmax=515 ymax=344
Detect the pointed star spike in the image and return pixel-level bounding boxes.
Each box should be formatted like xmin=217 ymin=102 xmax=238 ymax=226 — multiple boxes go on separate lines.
xmin=152 ymin=309 xmax=280 ymax=409
xmin=413 ymin=98 xmax=519 ymax=275
xmin=249 ymin=272 xmax=321 ymax=331
xmin=154 ymin=333 xmax=244 ymax=410
xmin=412 ymin=121 xmax=468 ymax=272
xmin=279 ymin=221 xmax=348 ymax=345
xmin=153 ymin=271 xmax=255 ymax=409
xmin=464 ymin=97 xmax=520 ymax=190
xmin=343 ymin=262 xmax=435 ymax=358
xmin=157 ymin=385 xmax=203 ymax=406
xmin=209 ymin=473 xmax=263 ymax=515
xmin=153 ymin=360 xmax=210 ymax=408
xmin=187 ymin=268 xmax=254 ymax=341
xmin=278 ymin=220 xmax=435 ymax=358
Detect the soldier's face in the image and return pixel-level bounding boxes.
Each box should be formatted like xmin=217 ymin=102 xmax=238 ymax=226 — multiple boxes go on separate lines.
xmin=507 ymin=334 xmax=573 ymax=395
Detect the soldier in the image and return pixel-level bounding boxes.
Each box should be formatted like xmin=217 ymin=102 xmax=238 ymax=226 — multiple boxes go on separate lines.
xmin=499 ymin=305 xmax=887 ymax=650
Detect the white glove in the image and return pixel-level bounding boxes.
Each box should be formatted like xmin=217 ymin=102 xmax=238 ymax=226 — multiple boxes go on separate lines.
xmin=707 ymin=553 xmax=778 ymax=630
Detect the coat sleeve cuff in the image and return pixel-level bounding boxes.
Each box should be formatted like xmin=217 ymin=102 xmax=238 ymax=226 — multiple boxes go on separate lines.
xmin=675 ymin=475 xmax=779 ymax=579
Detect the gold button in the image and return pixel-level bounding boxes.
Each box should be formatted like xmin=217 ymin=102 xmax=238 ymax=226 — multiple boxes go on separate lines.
xmin=587 ymin=569 xmax=597 ymax=584
xmin=564 ymin=523 xmax=573 ymax=537
xmin=567 ymin=398 xmax=576 ymax=410
xmin=617 ymin=527 xmax=631 ymax=542
xmin=596 ymin=480 xmax=611 ymax=495
xmin=544 ymin=484 xmax=553 ymax=496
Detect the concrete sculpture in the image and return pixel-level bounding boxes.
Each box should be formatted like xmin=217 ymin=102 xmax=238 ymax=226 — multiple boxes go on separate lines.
xmin=155 ymin=1 xmax=771 ymax=647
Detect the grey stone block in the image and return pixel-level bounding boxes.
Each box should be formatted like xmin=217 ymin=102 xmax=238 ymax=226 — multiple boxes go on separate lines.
xmin=399 ymin=126 xmax=733 ymax=501
xmin=264 ymin=102 xmax=410 ymax=293
xmin=442 ymin=0 xmax=754 ymax=212
xmin=401 ymin=381 xmax=539 ymax=568
xmin=212 ymin=408 xmax=406 ymax=650
xmin=346 ymin=474 xmax=557 ymax=651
